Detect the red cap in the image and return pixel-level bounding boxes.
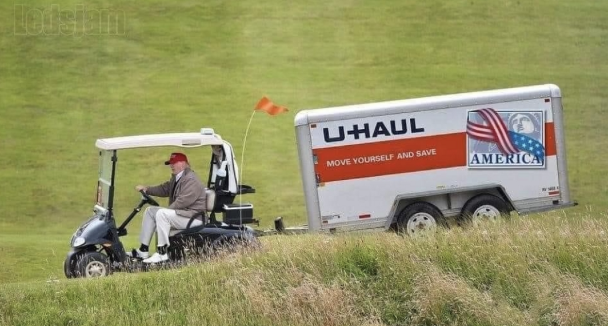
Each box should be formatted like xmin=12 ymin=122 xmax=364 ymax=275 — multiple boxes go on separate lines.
xmin=164 ymin=152 xmax=188 ymax=165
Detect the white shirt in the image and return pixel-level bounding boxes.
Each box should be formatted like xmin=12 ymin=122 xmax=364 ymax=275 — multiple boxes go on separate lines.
xmin=175 ymin=170 xmax=184 ymax=182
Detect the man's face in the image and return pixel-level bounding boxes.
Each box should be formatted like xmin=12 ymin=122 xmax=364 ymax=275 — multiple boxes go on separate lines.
xmin=169 ymin=161 xmax=186 ymax=175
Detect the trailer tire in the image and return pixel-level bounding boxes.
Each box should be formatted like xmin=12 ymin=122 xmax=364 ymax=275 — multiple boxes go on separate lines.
xmin=397 ymin=202 xmax=447 ymax=235
xmin=459 ymin=194 xmax=510 ymax=226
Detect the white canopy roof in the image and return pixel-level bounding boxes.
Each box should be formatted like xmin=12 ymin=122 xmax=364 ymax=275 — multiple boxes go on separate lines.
xmin=95 ymin=129 xmax=224 ymax=150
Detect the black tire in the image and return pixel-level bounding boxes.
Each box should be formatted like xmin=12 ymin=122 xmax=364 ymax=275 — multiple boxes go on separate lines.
xmin=210 ymin=236 xmax=260 ymax=257
xmin=74 ymin=251 xmax=111 ymax=278
xmin=459 ymin=194 xmax=510 ymax=226
xmin=64 ymin=254 xmax=79 ymax=279
xmin=397 ymin=202 xmax=447 ymax=235
xmin=168 ymin=245 xmax=187 ymax=262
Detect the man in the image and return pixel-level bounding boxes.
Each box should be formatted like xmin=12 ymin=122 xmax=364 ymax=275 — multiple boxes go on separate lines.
xmin=132 ymin=152 xmax=207 ymax=263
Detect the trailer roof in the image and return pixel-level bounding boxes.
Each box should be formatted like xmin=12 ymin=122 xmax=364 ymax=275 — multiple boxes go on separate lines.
xmin=95 ymin=129 xmax=224 ymax=150
xmin=294 ymin=84 xmax=561 ymax=126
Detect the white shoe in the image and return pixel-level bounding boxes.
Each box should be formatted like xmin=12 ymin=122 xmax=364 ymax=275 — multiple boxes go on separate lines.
xmin=143 ymin=252 xmax=169 ymax=264
xmin=126 ymin=249 xmax=150 ymax=259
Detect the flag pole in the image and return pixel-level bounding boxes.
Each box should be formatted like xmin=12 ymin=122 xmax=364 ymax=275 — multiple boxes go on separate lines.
xmin=237 ymin=97 xmax=286 ymax=225
xmin=238 ymin=110 xmax=257 ymax=225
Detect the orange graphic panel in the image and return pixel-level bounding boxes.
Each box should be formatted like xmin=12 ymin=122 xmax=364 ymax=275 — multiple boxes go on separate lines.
xmin=313 ymin=133 xmax=467 ymax=183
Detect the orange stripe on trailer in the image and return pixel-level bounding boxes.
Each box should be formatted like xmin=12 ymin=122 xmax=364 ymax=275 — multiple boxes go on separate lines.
xmin=548 ymin=191 xmax=560 ymax=196
xmin=313 ymin=123 xmax=557 ymax=183
xmin=359 ymin=214 xmax=371 ymax=219
xmin=314 ymin=133 xmax=467 ymax=183
xmin=545 ymin=122 xmax=556 ymax=156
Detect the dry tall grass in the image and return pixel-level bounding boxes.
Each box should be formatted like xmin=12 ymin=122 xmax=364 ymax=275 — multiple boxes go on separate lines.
xmin=2 ymin=213 xmax=608 ymax=325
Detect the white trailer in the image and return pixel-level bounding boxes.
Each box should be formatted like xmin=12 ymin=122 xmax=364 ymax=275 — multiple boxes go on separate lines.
xmin=294 ymin=84 xmax=576 ymax=234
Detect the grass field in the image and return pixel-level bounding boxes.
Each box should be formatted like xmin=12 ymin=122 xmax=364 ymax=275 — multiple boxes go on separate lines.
xmin=4 ymin=218 xmax=608 ymax=325
xmin=1 ymin=0 xmax=607 ymax=324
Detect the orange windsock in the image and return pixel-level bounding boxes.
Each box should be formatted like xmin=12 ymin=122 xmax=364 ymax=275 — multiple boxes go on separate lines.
xmin=255 ymin=96 xmax=288 ymax=116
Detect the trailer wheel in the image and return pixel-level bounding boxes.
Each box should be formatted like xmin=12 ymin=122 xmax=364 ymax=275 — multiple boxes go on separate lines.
xmin=459 ymin=194 xmax=510 ymax=226
xmin=397 ymin=202 xmax=447 ymax=235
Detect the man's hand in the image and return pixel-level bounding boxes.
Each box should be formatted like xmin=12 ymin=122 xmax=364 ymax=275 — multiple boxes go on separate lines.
xmin=135 ymin=185 xmax=148 ymax=192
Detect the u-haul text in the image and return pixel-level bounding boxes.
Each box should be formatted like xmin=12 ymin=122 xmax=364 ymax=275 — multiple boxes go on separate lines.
xmin=323 ymin=118 xmax=424 ymax=143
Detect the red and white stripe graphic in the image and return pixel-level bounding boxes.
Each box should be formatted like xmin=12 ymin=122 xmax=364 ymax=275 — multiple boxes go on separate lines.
xmin=466 ymin=108 xmax=518 ymax=155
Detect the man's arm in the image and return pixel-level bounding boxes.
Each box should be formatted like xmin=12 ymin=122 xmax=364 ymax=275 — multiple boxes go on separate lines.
xmin=145 ymin=180 xmax=172 ymax=197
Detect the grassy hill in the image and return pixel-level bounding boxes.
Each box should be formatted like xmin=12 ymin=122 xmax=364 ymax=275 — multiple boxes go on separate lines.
xmin=3 ymin=218 xmax=608 ymax=325
xmin=1 ymin=0 xmax=607 ymax=324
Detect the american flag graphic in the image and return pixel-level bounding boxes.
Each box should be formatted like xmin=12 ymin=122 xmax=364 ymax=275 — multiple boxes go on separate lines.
xmin=467 ymin=108 xmax=545 ymax=162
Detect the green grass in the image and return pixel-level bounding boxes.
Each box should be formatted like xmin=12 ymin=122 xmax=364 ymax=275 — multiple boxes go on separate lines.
xmin=0 ymin=0 xmax=607 ymax=324
xmin=3 ymin=217 xmax=608 ymax=325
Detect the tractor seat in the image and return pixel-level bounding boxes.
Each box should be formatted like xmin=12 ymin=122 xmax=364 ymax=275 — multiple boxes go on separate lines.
xmin=169 ymin=188 xmax=216 ymax=236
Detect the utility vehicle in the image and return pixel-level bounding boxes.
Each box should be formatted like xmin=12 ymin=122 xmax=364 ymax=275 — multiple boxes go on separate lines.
xmin=64 ymin=128 xmax=257 ymax=278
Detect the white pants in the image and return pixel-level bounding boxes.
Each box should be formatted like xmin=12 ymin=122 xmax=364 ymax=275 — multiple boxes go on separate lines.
xmin=140 ymin=207 xmax=203 ymax=247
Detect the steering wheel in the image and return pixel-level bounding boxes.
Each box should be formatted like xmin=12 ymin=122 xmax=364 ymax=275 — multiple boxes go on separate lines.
xmin=139 ymin=190 xmax=159 ymax=206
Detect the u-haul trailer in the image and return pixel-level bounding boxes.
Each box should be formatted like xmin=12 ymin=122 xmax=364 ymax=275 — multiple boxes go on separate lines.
xmin=294 ymin=84 xmax=576 ymax=234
